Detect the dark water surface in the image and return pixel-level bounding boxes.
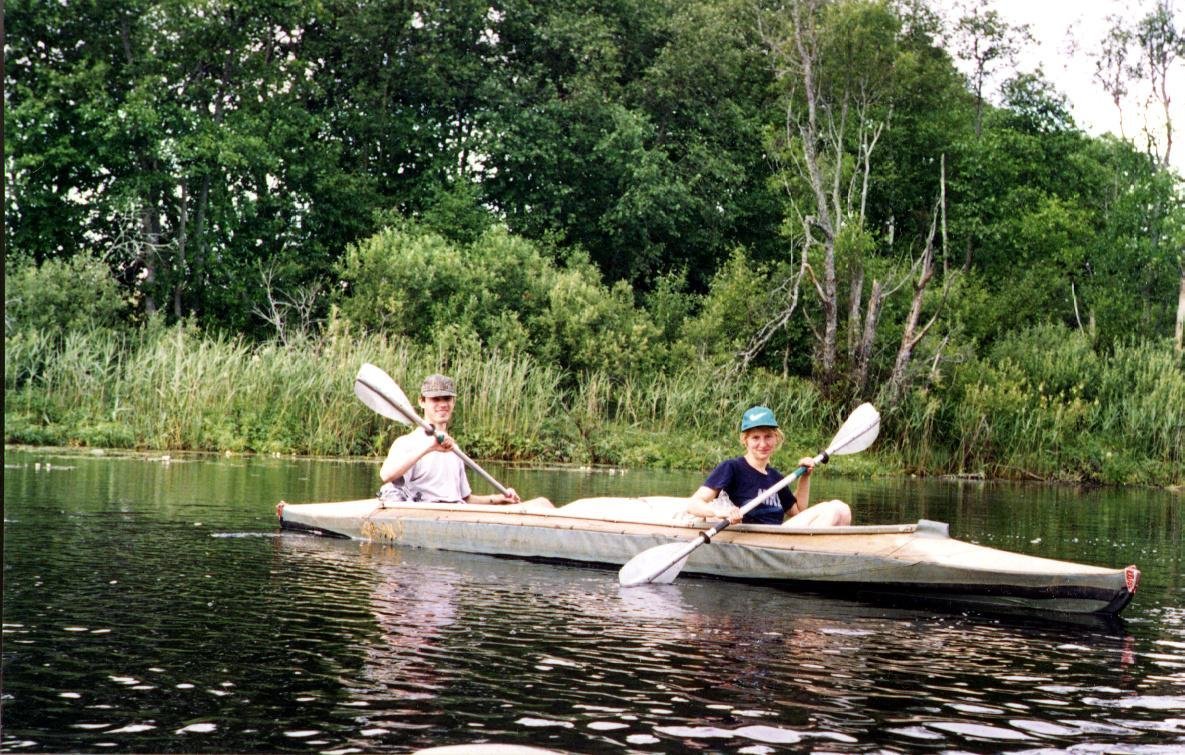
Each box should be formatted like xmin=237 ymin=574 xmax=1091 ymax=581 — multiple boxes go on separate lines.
xmin=3 ymin=447 xmax=1183 ymax=753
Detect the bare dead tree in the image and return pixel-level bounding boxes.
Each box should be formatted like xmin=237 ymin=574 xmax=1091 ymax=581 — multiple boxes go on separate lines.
xmin=851 ymin=264 xmax=916 ymax=398
xmin=1093 ymin=17 xmax=1135 ymax=141
xmin=1135 ymin=0 xmax=1179 ymax=168
xmin=886 ymin=156 xmax=951 ymax=405
xmin=950 ymin=3 xmax=1031 ymax=137
xmin=1098 ymin=2 xmax=1183 ymax=352
xmin=252 ymin=261 xmax=323 ymax=346
xmin=758 ymin=0 xmax=894 ymax=388
xmin=847 ymin=266 xmax=865 ymax=360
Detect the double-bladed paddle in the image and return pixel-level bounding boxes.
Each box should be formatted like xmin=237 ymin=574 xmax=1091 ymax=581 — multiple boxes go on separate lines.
xmin=618 ymin=402 xmax=881 ymax=587
xmin=353 ymin=362 xmax=514 ymax=497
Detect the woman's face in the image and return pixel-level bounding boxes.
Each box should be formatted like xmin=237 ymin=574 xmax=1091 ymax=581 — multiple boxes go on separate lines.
xmin=743 ymin=428 xmax=780 ymax=459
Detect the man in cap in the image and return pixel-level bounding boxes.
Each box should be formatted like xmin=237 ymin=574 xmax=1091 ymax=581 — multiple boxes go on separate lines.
xmin=379 ymin=373 xmax=541 ymax=506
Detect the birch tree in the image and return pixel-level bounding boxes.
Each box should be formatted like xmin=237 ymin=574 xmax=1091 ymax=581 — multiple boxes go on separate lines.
xmin=759 ymin=0 xmax=897 ymax=389
xmin=1093 ymin=0 xmax=1184 ymax=352
xmin=950 ymin=3 xmax=1031 ymax=137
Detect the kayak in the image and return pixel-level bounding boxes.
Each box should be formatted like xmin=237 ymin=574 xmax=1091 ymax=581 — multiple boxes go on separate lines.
xmin=275 ymin=496 xmax=1140 ymax=616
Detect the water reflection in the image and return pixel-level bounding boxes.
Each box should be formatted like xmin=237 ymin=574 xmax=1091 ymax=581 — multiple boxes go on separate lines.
xmin=266 ymin=530 xmax=1183 ymax=753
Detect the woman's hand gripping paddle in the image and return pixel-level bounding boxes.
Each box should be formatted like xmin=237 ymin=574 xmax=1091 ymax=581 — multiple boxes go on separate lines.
xmin=618 ymin=403 xmax=881 ymax=587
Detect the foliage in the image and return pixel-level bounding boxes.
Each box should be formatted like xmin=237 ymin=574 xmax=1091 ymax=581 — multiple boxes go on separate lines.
xmin=6 ymin=319 xmax=1181 ymax=485
xmin=891 ymin=323 xmax=1184 ymax=484
xmin=5 ymin=0 xmax=1184 ymax=486
xmin=4 ymin=253 xmax=127 ymax=335
xmin=676 ymin=248 xmax=781 ymax=366
xmin=336 ymin=223 xmax=665 ymax=379
xmin=336 ymin=223 xmax=550 ymax=348
xmin=536 ymin=260 xmax=665 ymax=379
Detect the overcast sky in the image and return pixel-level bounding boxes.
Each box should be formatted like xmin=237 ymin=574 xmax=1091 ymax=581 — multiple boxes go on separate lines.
xmin=947 ymin=0 xmax=1184 ymax=171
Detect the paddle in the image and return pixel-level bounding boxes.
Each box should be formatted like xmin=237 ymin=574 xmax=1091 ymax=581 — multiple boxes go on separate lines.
xmin=353 ymin=362 xmax=514 ymax=497
xmin=618 ymin=402 xmax=881 ymax=587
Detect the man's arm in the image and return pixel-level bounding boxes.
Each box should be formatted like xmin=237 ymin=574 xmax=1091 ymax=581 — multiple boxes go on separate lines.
xmin=379 ymin=432 xmax=437 ymax=484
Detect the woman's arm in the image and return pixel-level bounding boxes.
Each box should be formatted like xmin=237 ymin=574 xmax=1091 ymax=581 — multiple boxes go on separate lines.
xmin=687 ymin=486 xmax=742 ymax=523
xmin=787 ymin=456 xmax=814 ymax=515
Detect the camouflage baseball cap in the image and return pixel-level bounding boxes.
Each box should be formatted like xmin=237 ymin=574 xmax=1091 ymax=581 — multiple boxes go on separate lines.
xmin=420 ymin=374 xmax=457 ymax=398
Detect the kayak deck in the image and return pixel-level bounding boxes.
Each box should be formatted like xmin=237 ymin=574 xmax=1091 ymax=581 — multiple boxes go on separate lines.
xmin=276 ymin=497 xmax=1139 ymax=616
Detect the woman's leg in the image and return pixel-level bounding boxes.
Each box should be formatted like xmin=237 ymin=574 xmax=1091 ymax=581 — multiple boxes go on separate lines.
xmin=783 ymin=499 xmax=852 ymax=527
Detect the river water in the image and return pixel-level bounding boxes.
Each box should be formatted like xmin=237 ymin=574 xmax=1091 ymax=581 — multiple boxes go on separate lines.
xmin=2 ymin=447 xmax=1183 ymax=753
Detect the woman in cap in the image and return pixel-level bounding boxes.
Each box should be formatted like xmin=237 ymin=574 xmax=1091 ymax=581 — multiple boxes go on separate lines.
xmin=379 ymin=373 xmax=551 ymax=508
xmin=686 ymin=405 xmax=851 ymax=527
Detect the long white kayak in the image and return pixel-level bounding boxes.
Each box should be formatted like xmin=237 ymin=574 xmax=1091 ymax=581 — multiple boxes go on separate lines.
xmin=275 ymin=496 xmax=1140 ymax=616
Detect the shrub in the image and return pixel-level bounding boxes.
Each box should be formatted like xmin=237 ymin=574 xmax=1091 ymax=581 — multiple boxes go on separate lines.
xmin=536 ymin=259 xmax=664 ymax=379
xmin=677 ymin=247 xmax=780 ymax=366
xmin=336 ymin=223 xmax=555 ymax=351
xmin=5 ymin=252 xmax=126 ymax=335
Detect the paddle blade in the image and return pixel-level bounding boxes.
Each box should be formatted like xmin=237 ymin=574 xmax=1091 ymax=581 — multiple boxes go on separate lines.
xmin=354 ymin=363 xmax=418 ymax=426
xmin=826 ymin=402 xmax=880 ymax=457
xmin=619 ymin=541 xmax=695 ymax=587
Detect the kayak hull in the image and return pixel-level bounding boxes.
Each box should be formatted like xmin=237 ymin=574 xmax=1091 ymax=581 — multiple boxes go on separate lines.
xmin=275 ymin=497 xmax=1139 ymax=616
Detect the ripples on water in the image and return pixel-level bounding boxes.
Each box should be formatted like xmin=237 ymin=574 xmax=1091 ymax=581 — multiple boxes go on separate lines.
xmin=2 ymin=451 xmax=1183 ymax=752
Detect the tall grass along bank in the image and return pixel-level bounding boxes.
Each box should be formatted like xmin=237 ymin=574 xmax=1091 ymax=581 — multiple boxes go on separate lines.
xmin=5 ymin=323 xmax=1182 ymax=485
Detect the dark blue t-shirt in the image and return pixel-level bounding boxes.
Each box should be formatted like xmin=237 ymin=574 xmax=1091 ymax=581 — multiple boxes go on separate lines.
xmin=703 ymin=456 xmax=797 ymax=525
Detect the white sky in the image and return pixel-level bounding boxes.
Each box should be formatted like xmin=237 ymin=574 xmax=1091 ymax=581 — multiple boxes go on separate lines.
xmin=952 ymin=0 xmax=1184 ymax=172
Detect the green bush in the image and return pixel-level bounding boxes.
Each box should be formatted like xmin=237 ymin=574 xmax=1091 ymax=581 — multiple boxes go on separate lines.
xmin=892 ymin=322 xmax=1183 ymax=483
xmin=5 ymin=253 xmax=127 ymax=335
xmin=336 ymin=223 xmax=555 ymax=350
xmin=4 ymin=412 xmax=69 ymax=446
xmin=536 ymin=260 xmax=664 ymax=379
xmin=677 ymin=247 xmax=780 ymax=366
xmin=337 ymin=223 xmax=667 ymax=379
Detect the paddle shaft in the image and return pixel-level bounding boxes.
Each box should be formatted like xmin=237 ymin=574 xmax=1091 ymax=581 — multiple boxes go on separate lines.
xmin=649 ymin=452 xmax=829 ymax=580
xmin=356 ymin=374 xmax=512 ymax=497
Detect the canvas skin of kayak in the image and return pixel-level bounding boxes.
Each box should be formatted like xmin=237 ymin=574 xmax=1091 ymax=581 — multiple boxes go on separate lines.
xmin=276 ymin=496 xmax=1140 ymax=617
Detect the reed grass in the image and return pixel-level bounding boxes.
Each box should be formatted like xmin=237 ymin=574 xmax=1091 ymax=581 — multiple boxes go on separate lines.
xmin=4 ymin=321 xmax=1181 ymax=484
xmin=4 ymin=324 xmax=575 ymax=459
xmin=891 ymin=325 xmax=1183 ymax=484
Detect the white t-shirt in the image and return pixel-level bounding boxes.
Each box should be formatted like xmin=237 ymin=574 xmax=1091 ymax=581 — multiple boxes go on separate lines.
xmin=380 ymin=431 xmax=471 ymax=503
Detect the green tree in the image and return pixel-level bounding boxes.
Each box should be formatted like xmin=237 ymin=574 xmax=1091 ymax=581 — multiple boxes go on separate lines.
xmin=5 ymin=0 xmax=384 ymax=331
xmin=479 ymin=0 xmax=779 ymax=290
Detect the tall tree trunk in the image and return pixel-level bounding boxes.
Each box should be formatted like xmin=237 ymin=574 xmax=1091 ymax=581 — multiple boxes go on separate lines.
xmin=189 ymin=175 xmax=212 ymax=317
xmin=852 ymin=279 xmax=884 ymax=398
xmin=888 ymin=158 xmax=948 ymax=405
xmin=847 ymin=268 xmax=864 ymax=360
xmin=887 ymin=243 xmax=935 ymax=404
xmin=1175 ymin=267 xmax=1185 ymax=355
xmin=173 ymin=182 xmax=190 ymax=319
xmin=138 ymin=189 xmax=160 ymax=316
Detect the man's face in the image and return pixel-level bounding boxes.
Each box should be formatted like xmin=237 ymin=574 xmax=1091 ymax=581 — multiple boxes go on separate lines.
xmin=420 ymin=395 xmax=456 ymax=426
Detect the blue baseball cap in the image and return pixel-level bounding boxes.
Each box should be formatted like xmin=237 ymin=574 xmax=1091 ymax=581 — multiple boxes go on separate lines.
xmin=740 ymin=405 xmax=778 ymax=431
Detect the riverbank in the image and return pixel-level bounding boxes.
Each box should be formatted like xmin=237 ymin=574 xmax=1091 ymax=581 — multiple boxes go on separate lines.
xmin=4 ymin=324 xmax=1182 ymax=485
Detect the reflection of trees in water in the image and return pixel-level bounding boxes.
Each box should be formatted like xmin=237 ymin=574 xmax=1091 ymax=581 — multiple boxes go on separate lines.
xmin=359 ymin=543 xmax=459 ymax=702
xmin=273 ymin=534 xmax=1155 ymax=753
xmin=661 ymin=596 xmax=880 ymax=728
